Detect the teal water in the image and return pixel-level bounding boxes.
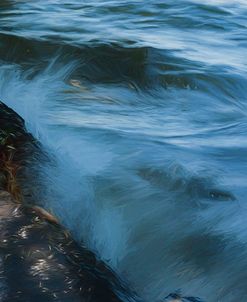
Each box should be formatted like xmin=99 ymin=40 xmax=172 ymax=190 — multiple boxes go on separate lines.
xmin=0 ymin=1 xmax=247 ymax=301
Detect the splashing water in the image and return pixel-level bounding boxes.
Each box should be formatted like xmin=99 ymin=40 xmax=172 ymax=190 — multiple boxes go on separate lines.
xmin=0 ymin=1 xmax=247 ymax=301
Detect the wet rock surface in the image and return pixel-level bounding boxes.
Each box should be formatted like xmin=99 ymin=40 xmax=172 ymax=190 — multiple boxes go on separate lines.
xmin=0 ymin=190 xmax=131 ymax=302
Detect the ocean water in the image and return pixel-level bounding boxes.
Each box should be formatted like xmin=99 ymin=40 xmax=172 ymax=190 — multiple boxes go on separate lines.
xmin=0 ymin=1 xmax=247 ymax=301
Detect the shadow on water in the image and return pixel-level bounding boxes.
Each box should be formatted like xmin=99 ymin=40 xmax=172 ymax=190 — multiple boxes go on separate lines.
xmin=1 ymin=32 xmax=246 ymax=99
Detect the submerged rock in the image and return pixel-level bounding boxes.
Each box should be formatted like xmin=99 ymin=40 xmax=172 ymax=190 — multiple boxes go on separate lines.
xmin=163 ymin=293 xmax=203 ymax=302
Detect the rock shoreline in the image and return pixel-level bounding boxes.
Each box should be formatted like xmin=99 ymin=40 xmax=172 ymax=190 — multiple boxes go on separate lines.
xmin=0 ymin=101 xmax=136 ymax=302
xmin=0 ymin=189 xmax=132 ymax=302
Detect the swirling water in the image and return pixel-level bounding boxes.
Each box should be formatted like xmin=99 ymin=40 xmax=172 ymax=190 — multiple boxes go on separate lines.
xmin=0 ymin=1 xmax=247 ymax=301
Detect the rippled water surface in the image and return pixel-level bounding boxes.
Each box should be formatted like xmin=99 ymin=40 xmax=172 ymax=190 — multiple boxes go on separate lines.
xmin=0 ymin=1 xmax=247 ymax=301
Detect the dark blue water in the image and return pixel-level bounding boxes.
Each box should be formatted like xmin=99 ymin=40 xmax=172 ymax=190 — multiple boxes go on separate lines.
xmin=0 ymin=1 xmax=247 ymax=301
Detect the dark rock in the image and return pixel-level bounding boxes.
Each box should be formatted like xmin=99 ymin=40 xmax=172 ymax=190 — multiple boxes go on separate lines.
xmin=0 ymin=190 xmax=135 ymax=302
